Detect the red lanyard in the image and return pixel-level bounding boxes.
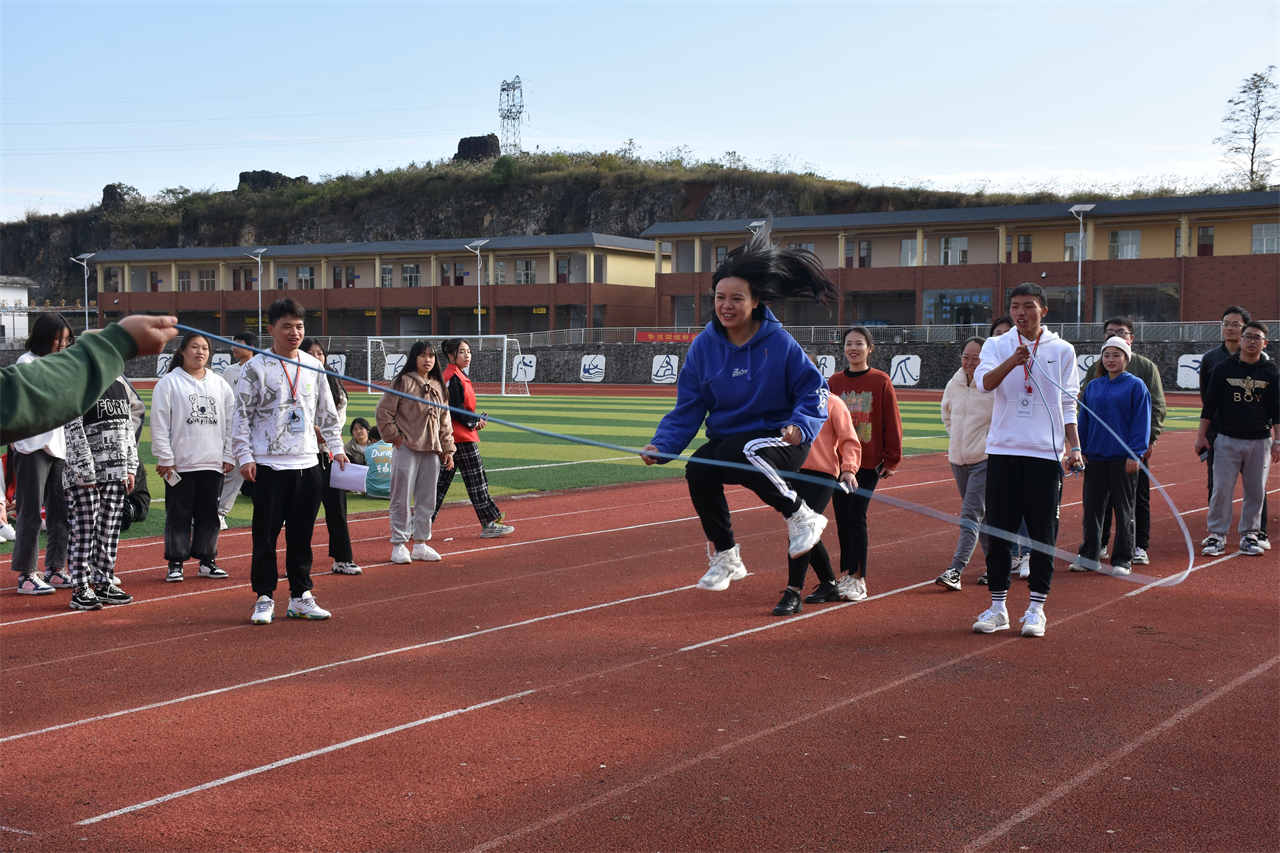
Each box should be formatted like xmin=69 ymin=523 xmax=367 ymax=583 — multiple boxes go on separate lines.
xmin=1018 ymin=329 xmax=1042 ymax=395
xmin=280 ymin=359 xmax=302 ymax=403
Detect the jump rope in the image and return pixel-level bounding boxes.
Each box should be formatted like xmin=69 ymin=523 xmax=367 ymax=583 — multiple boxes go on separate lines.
xmin=179 ymin=324 xmax=1193 ymax=590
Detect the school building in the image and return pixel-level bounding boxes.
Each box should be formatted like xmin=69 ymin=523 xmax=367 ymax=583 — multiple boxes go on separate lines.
xmin=641 ymin=190 xmax=1279 ymax=327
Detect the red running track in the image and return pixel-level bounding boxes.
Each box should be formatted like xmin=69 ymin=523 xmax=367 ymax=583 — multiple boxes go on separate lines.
xmin=1 ymin=430 xmax=1276 ymax=851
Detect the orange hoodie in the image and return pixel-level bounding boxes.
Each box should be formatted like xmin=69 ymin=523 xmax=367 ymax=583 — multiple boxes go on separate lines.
xmin=801 ymin=394 xmax=862 ymax=478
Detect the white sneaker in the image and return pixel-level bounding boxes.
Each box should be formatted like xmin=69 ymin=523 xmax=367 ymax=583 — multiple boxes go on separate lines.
xmin=973 ymin=607 xmax=1010 ymax=633
xmin=836 ymin=573 xmax=867 ymax=602
xmin=411 ymin=543 xmax=442 ymax=562
xmin=1111 ymin=563 xmax=1132 ymax=576
xmin=1068 ymin=556 xmax=1091 ymax=572
xmin=697 ymin=544 xmax=747 ymax=591
xmin=1240 ymin=533 xmax=1265 ymax=556
xmin=218 ymin=516 xmax=229 ymax=531
xmin=0 ymin=523 xmax=12 ymax=542
xmin=785 ymin=501 xmax=827 ymax=558
xmin=16 ymin=573 xmax=55 ymax=595
xmin=1099 ymin=546 xmax=1109 ymax=559
xmin=332 ymin=561 xmax=363 ymax=575
xmin=1020 ymin=608 xmax=1047 ymax=637
xmin=1132 ymin=547 xmax=1150 ymax=565
xmin=390 ymin=544 xmax=411 ymax=564
xmin=287 ymin=590 xmax=331 ymax=620
xmin=250 ymin=595 xmax=274 ymax=625
xmin=1016 ymin=554 xmax=1031 ymax=579
xmin=1201 ymin=534 xmax=1225 ymax=556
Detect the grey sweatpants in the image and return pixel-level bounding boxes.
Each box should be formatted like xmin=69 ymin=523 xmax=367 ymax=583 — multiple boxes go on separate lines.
xmin=1207 ymin=435 xmax=1272 ymax=537
xmin=948 ymin=459 xmax=989 ymax=572
xmin=389 ymin=446 xmax=441 ymax=544
xmin=217 ymin=466 xmax=244 ymax=519
xmin=11 ymin=450 xmax=68 ymax=576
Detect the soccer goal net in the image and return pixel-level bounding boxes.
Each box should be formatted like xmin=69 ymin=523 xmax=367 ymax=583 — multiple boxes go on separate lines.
xmin=365 ymin=335 xmax=531 ymax=396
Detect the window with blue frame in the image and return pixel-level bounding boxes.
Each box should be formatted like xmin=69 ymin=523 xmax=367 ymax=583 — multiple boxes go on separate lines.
xmin=922 ymin=288 xmax=992 ymax=325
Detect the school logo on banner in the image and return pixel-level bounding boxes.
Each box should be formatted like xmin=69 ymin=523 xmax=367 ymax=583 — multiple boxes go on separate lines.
xmin=211 ymin=353 xmax=232 ymax=373
xmin=325 ymin=353 xmax=347 ymax=378
xmin=512 ymin=354 xmax=537 ymax=382
xmin=384 ymin=353 xmax=407 ymax=379
xmin=580 ymin=355 xmax=606 ymax=382
xmin=1177 ymin=354 xmax=1203 ymax=389
xmin=651 ymin=354 xmax=678 ymax=383
xmin=890 ymin=355 xmax=920 ymax=386
xmin=155 ymin=355 xmax=170 ymax=377
xmin=1076 ymin=353 xmax=1097 ymax=381
xmin=815 ymin=354 xmax=836 ymax=378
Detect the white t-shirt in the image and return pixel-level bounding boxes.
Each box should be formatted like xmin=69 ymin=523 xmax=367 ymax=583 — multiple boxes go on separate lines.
xmin=11 ymin=351 xmax=67 ymax=459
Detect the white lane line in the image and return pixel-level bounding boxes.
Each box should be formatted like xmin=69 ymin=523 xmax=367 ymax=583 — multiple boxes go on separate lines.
xmin=0 ymin=825 xmax=36 ymax=835
xmin=1125 ymin=552 xmax=1241 ymax=596
xmin=961 ymin=655 xmax=1280 ymax=852
xmin=74 ymin=689 xmax=537 ymax=826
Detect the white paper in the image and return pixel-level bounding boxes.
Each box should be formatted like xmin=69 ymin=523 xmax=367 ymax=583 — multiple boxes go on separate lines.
xmin=328 ymin=461 xmax=368 ymax=492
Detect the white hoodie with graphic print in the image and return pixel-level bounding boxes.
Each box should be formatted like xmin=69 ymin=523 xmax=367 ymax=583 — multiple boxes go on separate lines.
xmin=151 ymin=367 xmax=236 ymax=472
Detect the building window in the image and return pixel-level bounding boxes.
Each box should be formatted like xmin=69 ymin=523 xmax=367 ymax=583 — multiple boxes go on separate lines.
xmin=1038 ymin=285 xmax=1079 ymax=324
xmin=297 ymin=266 xmax=315 ymax=289
xmin=922 ymin=288 xmax=991 ymax=325
xmin=858 ymin=240 xmax=872 ymax=268
xmin=402 ymin=264 xmax=420 ymax=288
xmin=1016 ymin=234 xmax=1032 ymax=263
xmin=715 ymin=246 xmax=728 ymax=266
xmin=941 ymin=237 xmax=969 ymax=265
xmin=787 ymin=242 xmax=816 ymax=253
xmin=1251 ymin=222 xmax=1279 ymax=253
xmin=515 ymin=259 xmax=536 ymax=285
xmin=149 ymin=271 xmax=162 ymax=293
xmin=198 ymin=269 xmax=216 ymax=292
xmin=1005 ymin=234 xmax=1013 ymax=263
xmin=1094 ymin=283 xmax=1180 ymax=322
xmin=899 ymin=238 xmax=918 ymax=266
xmin=381 ymin=265 xmax=393 ymax=288
xmin=332 ymin=266 xmax=343 ymax=289
xmin=1108 ymin=230 xmax=1141 ymax=259
xmin=556 ymin=258 xmax=570 ymax=283
xmin=178 ymin=270 xmax=191 ymax=292
xmin=593 ymin=254 xmax=605 ymax=283
xmin=494 ymin=260 xmax=507 ymax=285
xmin=1197 ymin=226 xmax=1215 ymax=257
xmin=1064 ymin=232 xmax=1082 ymax=262
xmin=275 ymin=267 xmax=289 ymax=289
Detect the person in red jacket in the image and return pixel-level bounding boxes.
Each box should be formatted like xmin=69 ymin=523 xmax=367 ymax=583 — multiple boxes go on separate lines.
xmin=826 ymin=326 xmax=903 ymax=602
xmin=431 ymin=339 xmax=515 ymax=538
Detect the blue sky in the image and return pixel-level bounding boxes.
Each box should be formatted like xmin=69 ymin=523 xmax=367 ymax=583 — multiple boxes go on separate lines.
xmin=2 ymin=0 xmax=1277 ymax=223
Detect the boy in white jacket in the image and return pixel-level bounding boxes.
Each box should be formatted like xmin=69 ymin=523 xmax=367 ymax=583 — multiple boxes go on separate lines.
xmin=936 ymin=337 xmax=994 ymax=591
xmin=233 ymin=299 xmax=347 ymax=625
xmin=971 ymin=284 xmax=1082 ymax=638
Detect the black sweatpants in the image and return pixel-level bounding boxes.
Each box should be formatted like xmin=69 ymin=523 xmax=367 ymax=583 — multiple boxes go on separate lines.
xmin=1081 ymin=458 xmax=1136 ymax=565
xmin=787 ymin=470 xmax=837 ymax=589
xmin=250 ymin=464 xmax=323 ymax=598
xmin=984 ymin=454 xmax=1063 ymax=595
xmin=163 ymin=469 xmax=224 ymax=564
xmin=317 ymin=453 xmax=353 ymax=562
xmin=685 ymin=431 xmax=809 ymax=553
xmin=830 ymin=466 xmax=880 ymax=579
xmin=1101 ymin=466 xmax=1149 ymax=551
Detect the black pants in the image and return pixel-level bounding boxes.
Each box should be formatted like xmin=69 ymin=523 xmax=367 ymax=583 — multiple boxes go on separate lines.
xmin=787 ymin=470 xmax=837 ymax=589
xmin=830 ymin=466 xmax=880 ymax=578
xmin=1101 ymin=466 xmax=1148 ymax=551
xmin=685 ymin=431 xmax=808 ymax=553
xmin=1081 ymin=459 xmax=1136 ymax=565
xmin=317 ymin=453 xmax=353 ymax=562
xmin=984 ymin=454 xmax=1062 ymax=595
xmin=1207 ymin=441 xmax=1269 ymax=534
xmin=250 ymin=465 xmax=323 ymax=598
xmin=163 ymin=469 xmax=223 ymax=563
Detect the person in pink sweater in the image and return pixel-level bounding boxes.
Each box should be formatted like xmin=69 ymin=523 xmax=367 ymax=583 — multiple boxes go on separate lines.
xmin=772 ymin=393 xmax=862 ymax=615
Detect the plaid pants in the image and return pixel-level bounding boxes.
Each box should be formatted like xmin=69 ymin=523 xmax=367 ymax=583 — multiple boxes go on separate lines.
xmin=432 ymin=442 xmax=502 ymax=526
xmin=89 ymin=482 xmax=127 ymax=586
xmin=66 ymin=484 xmax=100 ymax=587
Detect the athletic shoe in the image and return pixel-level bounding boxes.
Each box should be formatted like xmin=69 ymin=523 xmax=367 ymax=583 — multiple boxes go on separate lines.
xmin=332 ymin=561 xmax=363 ymax=575
xmin=94 ymin=583 xmax=133 ymax=605
xmin=1132 ymin=547 xmax=1150 ymax=565
xmin=1201 ymin=534 xmax=1226 ymax=556
xmin=110 ymin=575 xmax=122 ymax=586
xmin=935 ymin=568 xmax=962 ymax=591
xmin=1099 ymin=546 xmax=1109 ymax=560
xmin=697 ymin=544 xmax=747 ymax=591
xmin=69 ymin=586 xmax=102 ymax=611
xmin=836 ymin=574 xmax=867 ymax=602
xmin=166 ymin=562 xmax=184 ymax=583
xmin=411 ymin=543 xmax=442 ymax=562
xmin=972 ymin=607 xmax=1010 ymax=633
xmin=480 ymin=520 xmax=515 ymax=538
xmin=803 ymin=581 xmax=841 ymax=603
xmin=251 ymin=595 xmax=274 ymax=625
xmin=1240 ymin=533 xmax=1265 ymax=556
xmin=977 ymin=572 xmax=989 ymax=586
xmin=218 ymin=516 xmax=229 ymax=531
xmin=0 ymin=522 xmax=13 ymax=541
xmin=1068 ymin=557 xmax=1091 ymax=572
xmin=772 ymin=588 xmax=802 ymax=616
xmin=287 ymin=591 xmax=331 ymax=620
xmin=43 ymin=569 xmax=75 ymax=589
xmin=198 ymin=561 xmax=229 ymax=579
xmin=785 ymin=501 xmax=827 ymax=558
xmin=1016 ymin=554 xmax=1031 ymax=579
xmin=1256 ymin=532 xmax=1271 ymax=551
xmin=16 ymin=573 xmax=55 ymax=595
xmin=1019 ymin=609 xmax=1047 ymax=638
xmin=390 ymin=543 xmax=412 ymax=563
xmin=1111 ymin=563 xmax=1132 ymax=576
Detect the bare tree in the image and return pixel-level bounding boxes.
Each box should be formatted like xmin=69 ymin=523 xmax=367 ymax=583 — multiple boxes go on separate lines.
xmin=1215 ymin=66 xmax=1279 ymax=189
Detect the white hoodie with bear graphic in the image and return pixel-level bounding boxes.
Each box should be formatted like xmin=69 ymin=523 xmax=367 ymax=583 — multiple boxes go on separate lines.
xmin=151 ymin=367 xmax=236 ymax=473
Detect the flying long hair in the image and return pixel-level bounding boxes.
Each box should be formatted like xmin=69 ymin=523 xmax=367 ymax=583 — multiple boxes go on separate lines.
xmin=301 ymin=337 xmax=347 ymax=407
xmin=710 ymin=224 xmax=838 ymax=328
xmin=394 ymin=340 xmax=445 ymax=387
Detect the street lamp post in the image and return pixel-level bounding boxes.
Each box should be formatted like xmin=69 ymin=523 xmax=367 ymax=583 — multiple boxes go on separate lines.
xmin=243 ymin=248 xmax=268 ymax=335
xmin=1068 ymin=204 xmax=1095 ymax=328
xmin=466 ymin=239 xmax=490 ymax=337
xmin=746 ymin=219 xmax=766 ymax=237
xmin=69 ymin=252 xmax=95 ymax=332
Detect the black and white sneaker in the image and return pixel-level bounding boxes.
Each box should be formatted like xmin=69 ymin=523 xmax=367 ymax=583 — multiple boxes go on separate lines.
xmin=95 ymin=583 xmax=134 ymax=605
xmin=935 ymin=568 xmax=962 ymax=591
xmin=1253 ymin=531 xmax=1270 ymax=551
xmin=165 ymin=562 xmax=184 ymax=583
xmin=198 ymin=561 xmax=229 ymax=579
xmin=69 ymin=586 xmax=102 ymax=611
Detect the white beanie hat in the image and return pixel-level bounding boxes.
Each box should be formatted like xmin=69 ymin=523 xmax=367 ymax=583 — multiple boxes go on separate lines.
xmin=1101 ymin=335 xmax=1132 ymax=361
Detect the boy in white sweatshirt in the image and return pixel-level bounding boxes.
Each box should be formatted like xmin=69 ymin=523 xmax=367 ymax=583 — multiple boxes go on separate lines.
xmin=971 ymin=284 xmax=1082 ymax=638
xmin=232 ymin=300 xmax=347 ymax=625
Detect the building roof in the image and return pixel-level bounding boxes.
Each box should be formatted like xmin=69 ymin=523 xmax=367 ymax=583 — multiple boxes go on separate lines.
xmin=0 ymin=275 xmax=37 ymax=290
xmin=639 ymin=190 xmax=1280 ymax=238
xmin=86 ymin=232 xmax=659 ymax=264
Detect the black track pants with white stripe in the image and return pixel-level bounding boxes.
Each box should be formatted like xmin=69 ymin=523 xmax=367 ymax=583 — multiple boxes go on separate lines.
xmin=685 ymin=430 xmax=809 ymax=553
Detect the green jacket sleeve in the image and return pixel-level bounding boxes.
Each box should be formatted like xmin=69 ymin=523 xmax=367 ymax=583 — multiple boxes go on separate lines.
xmin=0 ymin=324 xmax=137 ymax=445
xmin=1141 ymin=355 xmax=1166 ymax=442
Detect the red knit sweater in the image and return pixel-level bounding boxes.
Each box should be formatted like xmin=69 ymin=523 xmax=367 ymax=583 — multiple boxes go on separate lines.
xmin=826 ymin=368 xmax=903 ymax=470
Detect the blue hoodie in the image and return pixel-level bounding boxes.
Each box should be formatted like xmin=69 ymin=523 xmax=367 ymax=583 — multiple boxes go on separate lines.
xmin=1079 ymin=370 xmax=1151 ymax=461
xmin=650 ymin=307 xmax=827 ymax=457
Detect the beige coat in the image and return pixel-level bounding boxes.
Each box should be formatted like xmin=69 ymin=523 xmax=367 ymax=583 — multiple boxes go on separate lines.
xmin=940 ymin=367 xmax=994 ymax=466
xmin=375 ymin=372 xmax=456 ymax=457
